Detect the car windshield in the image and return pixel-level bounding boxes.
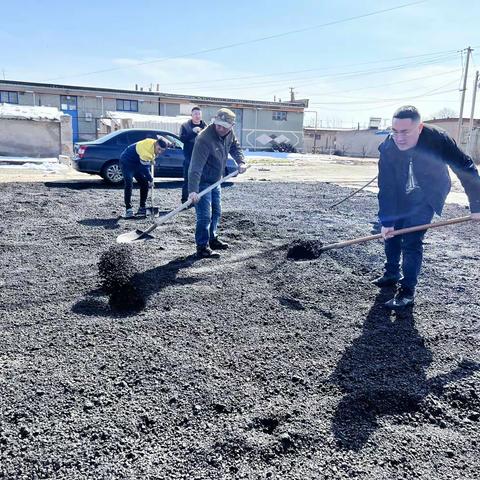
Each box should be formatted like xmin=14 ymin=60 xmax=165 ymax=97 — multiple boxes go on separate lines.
xmin=163 ymin=134 xmax=183 ymax=149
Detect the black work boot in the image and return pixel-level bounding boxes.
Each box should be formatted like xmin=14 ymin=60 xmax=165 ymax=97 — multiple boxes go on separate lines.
xmin=209 ymin=237 xmax=229 ymax=250
xmin=371 ymin=273 xmax=401 ymax=287
xmin=385 ymin=287 xmax=415 ymax=310
xmin=196 ymin=245 xmax=214 ymax=258
xmin=136 ymin=206 xmax=147 ymax=217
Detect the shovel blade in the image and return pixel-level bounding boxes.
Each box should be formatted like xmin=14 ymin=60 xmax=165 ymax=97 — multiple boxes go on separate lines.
xmin=145 ymin=207 xmax=160 ymax=217
xmin=116 ymin=228 xmax=155 ymax=244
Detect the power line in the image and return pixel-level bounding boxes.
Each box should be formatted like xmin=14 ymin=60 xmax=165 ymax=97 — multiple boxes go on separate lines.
xmin=201 ymin=53 xmax=460 ymax=94
xmin=138 ymin=47 xmax=460 ymax=88
xmin=310 ymin=85 xmax=459 ymax=111
xmin=312 ymin=69 xmax=460 ymax=98
xmin=41 ymin=0 xmax=429 ymax=83
xmin=261 ymin=54 xmax=460 ymax=95
xmin=260 ymin=49 xmax=478 ymax=98
xmin=310 ymin=88 xmax=458 ymax=105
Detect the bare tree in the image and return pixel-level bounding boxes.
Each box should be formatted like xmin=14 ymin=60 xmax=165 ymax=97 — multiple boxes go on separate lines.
xmin=429 ymin=107 xmax=458 ymax=120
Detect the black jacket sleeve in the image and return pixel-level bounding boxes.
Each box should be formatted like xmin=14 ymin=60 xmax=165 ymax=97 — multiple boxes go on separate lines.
xmin=441 ymin=132 xmax=480 ymax=213
xmin=179 ymin=122 xmax=196 ymax=145
xmin=377 ymin=141 xmax=399 ymax=227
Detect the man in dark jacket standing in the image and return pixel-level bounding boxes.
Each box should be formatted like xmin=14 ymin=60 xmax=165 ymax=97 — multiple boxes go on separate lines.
xmin=188 ymin=108 xmax=247 ymax=258
xmin=179 ymin=106 xmax=207 ymax=203
xmin=373 ymin=105 xmax=480 ymax=309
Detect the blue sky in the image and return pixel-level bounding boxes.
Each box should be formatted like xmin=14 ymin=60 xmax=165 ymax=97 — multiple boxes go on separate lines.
xmin=2 ymin=0 xmax=479 ymax=126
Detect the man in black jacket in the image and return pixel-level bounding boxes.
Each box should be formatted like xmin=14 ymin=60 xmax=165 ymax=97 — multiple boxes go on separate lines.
xmin=373 ymin=105 xmax=480 ymax=309
xmin=179 ymin=106 xmax=207 ymax=203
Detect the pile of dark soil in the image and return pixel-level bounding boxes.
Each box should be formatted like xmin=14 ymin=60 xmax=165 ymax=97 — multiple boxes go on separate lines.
xmin=98 ymin=244 xmax=146 ymax=313
xmin=287 ymin=238 xmax=324 ymax=260
xmin=0 ymin=180 xmax=478 ymax=479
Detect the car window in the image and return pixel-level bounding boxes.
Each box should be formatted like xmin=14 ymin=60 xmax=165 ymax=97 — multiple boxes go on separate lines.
xmin=101 ymin=131 xmax=129 ymax=146
xmin=127 ymin=131 xmax=150 ymax=144
xmin=92 ymin=130 xmax=126 ymax=145
xmin=145 ymin=131 xmax=160 ymax=140
xmin=162 ymin=134 xmax=183 ymax=149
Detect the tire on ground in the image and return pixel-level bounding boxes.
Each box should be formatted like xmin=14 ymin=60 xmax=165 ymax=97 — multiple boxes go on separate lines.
xmin=101 ymin=160 xmax=123 ymax=185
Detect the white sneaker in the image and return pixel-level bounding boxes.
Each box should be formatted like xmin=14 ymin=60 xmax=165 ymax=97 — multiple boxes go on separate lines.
xmin=125 ymin=208 xmax=134 ymax=218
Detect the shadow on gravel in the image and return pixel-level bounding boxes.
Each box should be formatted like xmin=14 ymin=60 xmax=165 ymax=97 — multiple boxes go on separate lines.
xmin=72 ymin=255 xmax=200 ymax=318
xmin=77 ymin=213 xmax=171 ymax=229
xmin=137 ymin=254 xmax=201 ymax=301
xmin=44 ymin=180 xmax=183 ymax=190
xmin=330 ymin=291 xmax=479 ymax=451
xmin=71 ymin=289 xmax=111 ymax=317
xmin=78 ymin=217 xmax=122 ymax=230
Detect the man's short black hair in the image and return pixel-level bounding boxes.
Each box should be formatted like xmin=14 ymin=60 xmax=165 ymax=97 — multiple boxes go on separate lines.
xmin=191 ymin=106 xmax=201 ymax=113
xmin=156 ymin=136 xmax=169 ymax=149
xmin=393 ymin=105 xmax=421 ymax=122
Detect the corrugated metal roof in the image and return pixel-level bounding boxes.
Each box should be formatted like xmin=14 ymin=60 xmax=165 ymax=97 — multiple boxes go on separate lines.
xmin=0 ymin=80 xmax=308 ymax=109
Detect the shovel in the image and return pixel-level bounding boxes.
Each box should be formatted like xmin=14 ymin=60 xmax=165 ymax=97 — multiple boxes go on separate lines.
xmin=117 ymin=167 xmax=247 ymax=244
xmin=145 ymin=163 xmax=159 ymax=218
xmin=320 ymin=215 xmax=472 ymax=253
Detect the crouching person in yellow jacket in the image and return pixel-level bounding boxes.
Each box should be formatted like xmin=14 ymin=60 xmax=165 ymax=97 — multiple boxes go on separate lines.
xmin=119 ymin=137 xmax=168 ymax=218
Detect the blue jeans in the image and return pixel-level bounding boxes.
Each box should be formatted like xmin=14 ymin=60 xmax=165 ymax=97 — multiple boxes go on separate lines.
xmin=181 ymin=153 xmax=191 ymax=203
xmin=120 ymin=159 xmax=150 ymax=210
xmin=194 ymin=183 xmax=221 ymax=247
xmin=384 ymin=191 xmax=434 ymax=292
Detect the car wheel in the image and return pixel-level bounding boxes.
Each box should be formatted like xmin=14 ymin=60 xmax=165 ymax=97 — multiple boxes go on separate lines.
xmin=101 ymin=161 xmax=123 ymax=185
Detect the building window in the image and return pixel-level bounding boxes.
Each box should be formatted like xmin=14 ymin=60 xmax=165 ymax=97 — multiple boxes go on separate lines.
xmin=60 ymin=95 xmax=77 ymax=110
xmin=116 ymin=99 xmax=138 ymax=112
xmin=0 ymin=91 xmax=19 ymax=104
xmin=272 ymin=111 xmax=287 ymax=121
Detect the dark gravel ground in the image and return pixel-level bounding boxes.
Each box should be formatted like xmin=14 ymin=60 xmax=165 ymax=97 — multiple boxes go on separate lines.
xmin=0 ymin=178 xmax=479 ymax=480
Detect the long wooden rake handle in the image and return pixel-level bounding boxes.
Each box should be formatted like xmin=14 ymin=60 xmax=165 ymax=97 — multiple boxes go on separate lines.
xmin=328 ymin=175 xmax=378 ymax=209
xmin=320 ymin=215 xmax=472 ymax=252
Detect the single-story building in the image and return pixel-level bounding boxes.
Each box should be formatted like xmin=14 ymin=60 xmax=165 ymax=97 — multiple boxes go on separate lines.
xmin=0 ymin=104 xmax=72 ymax=158
xmin=0 ymin=80 xmax=308 ymax=151
xmin=305 ymin=117 xmax=480 ymax=163
xmin=303 ymin=126 xmax=389 ymax=157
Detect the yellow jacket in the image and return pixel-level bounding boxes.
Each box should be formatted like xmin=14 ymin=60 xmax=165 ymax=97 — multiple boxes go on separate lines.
xmin=135 ymin=138 xmax=157 ymax=164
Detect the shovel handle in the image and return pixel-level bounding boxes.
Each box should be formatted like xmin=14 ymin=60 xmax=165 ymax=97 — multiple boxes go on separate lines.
xmin=320 ymin=215 xmax=472 ymax=252
xmin=151 ymin=163 xmax=155 ymax=212
xmin=140 ymin=166 xmax=250 ymax=237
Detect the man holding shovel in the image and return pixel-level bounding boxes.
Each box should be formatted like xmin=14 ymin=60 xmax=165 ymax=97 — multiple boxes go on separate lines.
xmin=188 ymin=108 xmax=247 ymax=258
xmin=119 ymin=136 xmax=168 ymax=218
xmin=373 ymin=105 xmax=480 ymax=309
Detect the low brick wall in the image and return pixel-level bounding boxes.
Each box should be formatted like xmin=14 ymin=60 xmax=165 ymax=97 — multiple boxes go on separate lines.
xmin=0 ymin=115 xmax=72 ymax=158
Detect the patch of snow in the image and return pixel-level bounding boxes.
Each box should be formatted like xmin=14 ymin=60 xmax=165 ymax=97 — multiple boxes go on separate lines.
xmin=0 ymin=161 xmax=68 ymax=173
xmin=103 ymin=111 xmax=190 ymax=135
xmin=243 ymin=151 xmax=292 ymax=159
xmin=0 ymin=104 xmax=64 ymax=121
xmin=0 ymin=156 xmax=68 ymax=173
xmin=0 ymin=156 xmax=59 ymax=164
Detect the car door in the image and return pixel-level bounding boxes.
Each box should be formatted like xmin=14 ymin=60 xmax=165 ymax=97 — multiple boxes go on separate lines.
xmin=154 ymin=133 xmax=185 ymax=178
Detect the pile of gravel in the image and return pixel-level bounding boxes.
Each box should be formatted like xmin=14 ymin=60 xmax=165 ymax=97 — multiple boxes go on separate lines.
xmin=98 ymin=244 xmax=145 ymax=312
xmin=287 ymin=239 xmax=324 ymax=261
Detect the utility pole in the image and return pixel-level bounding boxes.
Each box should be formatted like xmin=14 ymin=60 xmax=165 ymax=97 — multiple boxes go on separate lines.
xmin=468 ymin=70 xmax=479 ymax=154
xmin=305 ymin=110 xmax=318 ymax=153
xmin=457 ymin=46 xmax=472 ymax=142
